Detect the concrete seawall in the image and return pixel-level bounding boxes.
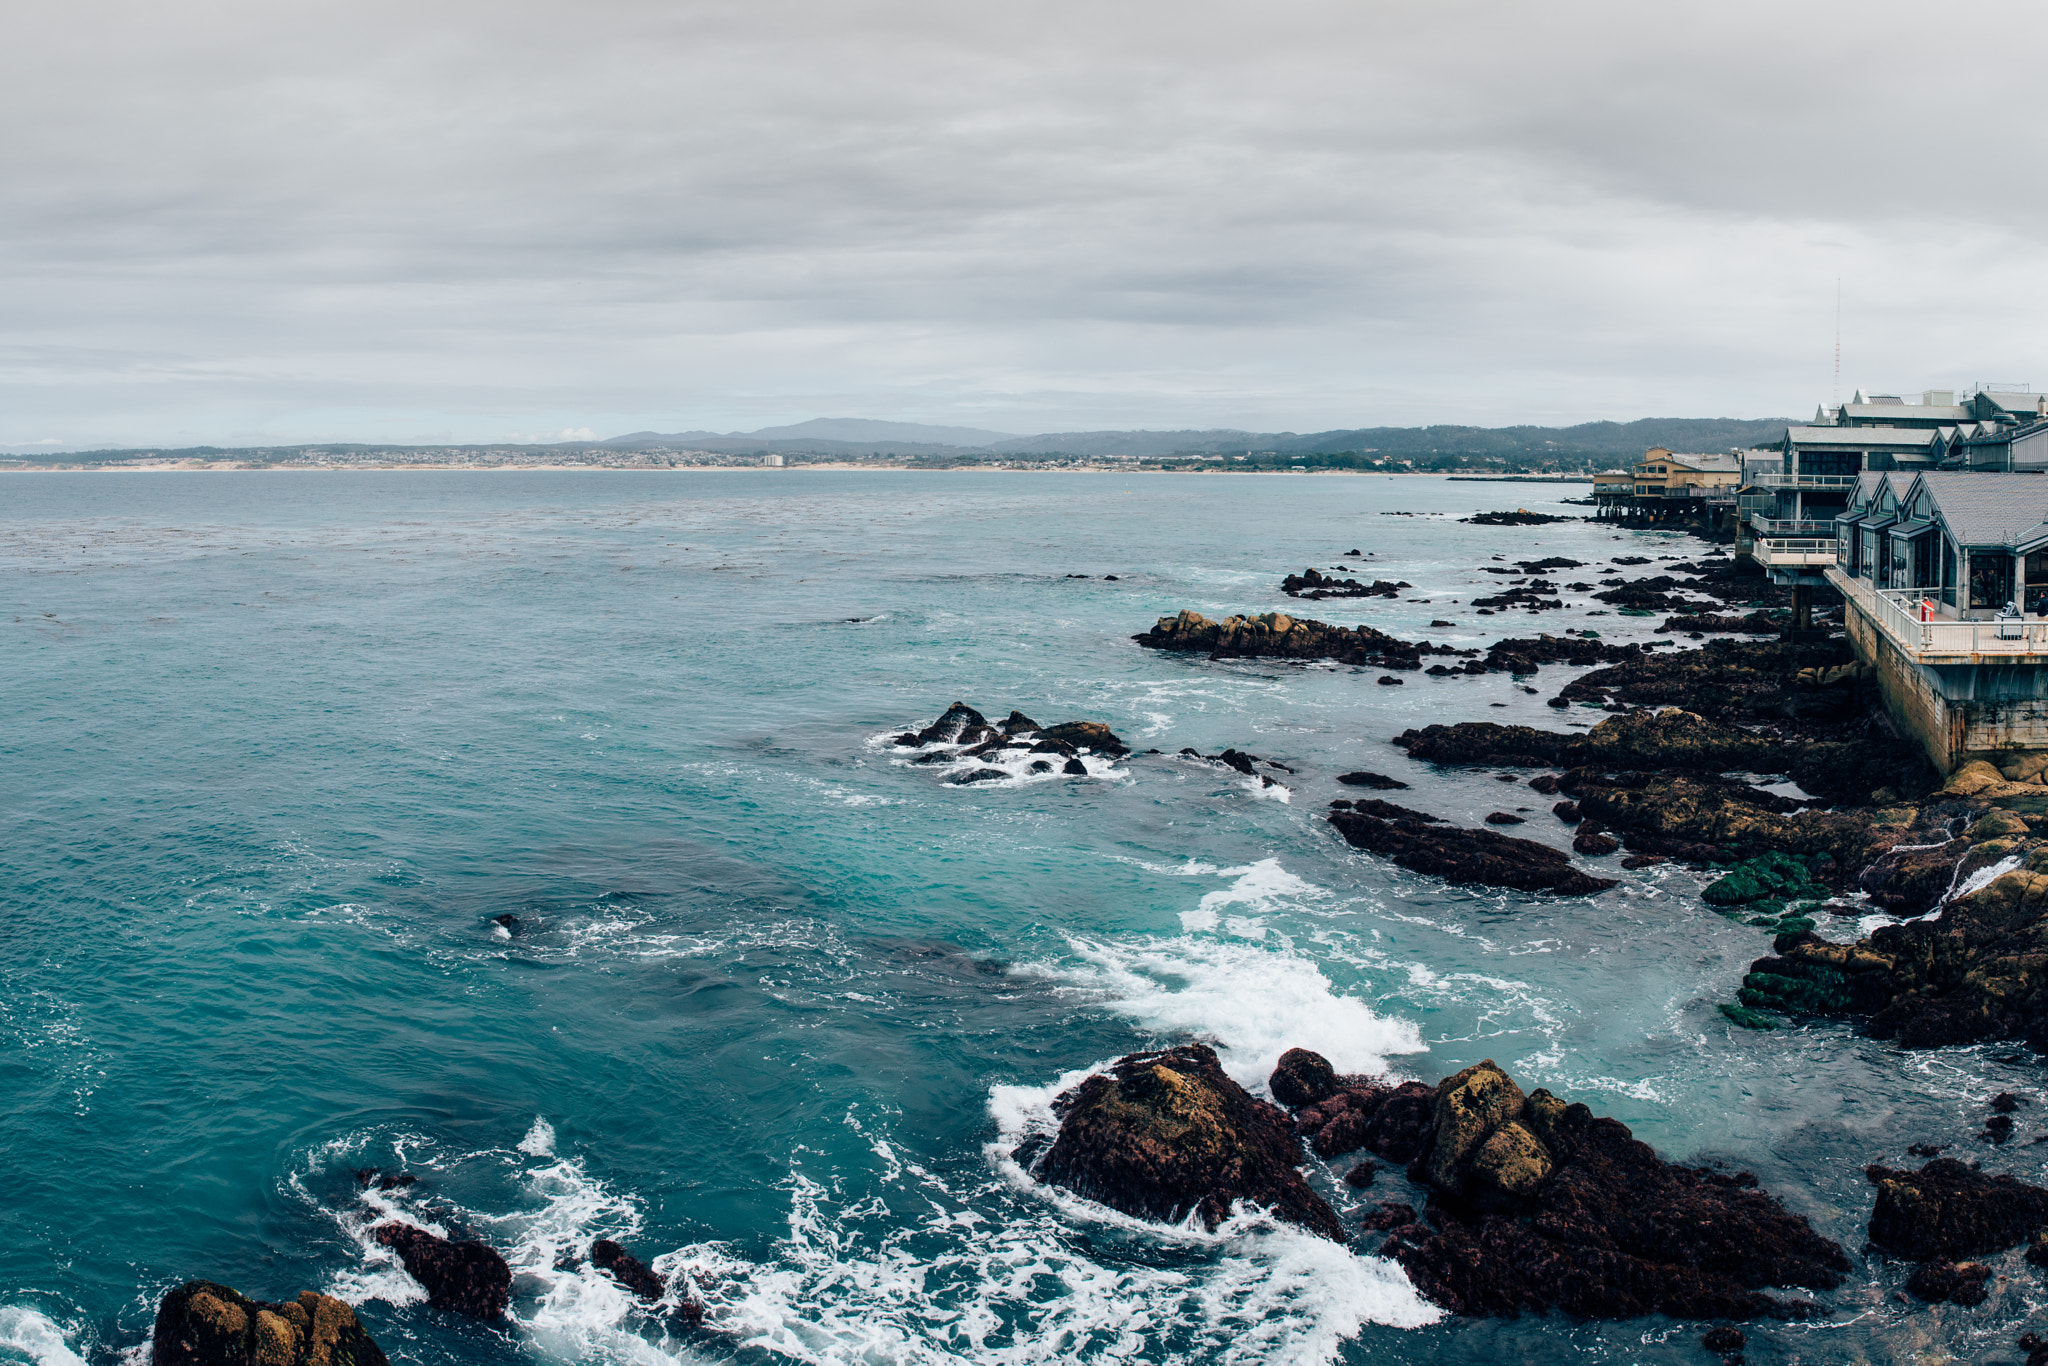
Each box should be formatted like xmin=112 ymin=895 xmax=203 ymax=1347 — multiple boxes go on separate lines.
xmin=1834 ymin=567 xmax=2048 ymax=773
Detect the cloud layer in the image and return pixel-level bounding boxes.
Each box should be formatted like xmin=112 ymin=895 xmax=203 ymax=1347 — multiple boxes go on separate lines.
xmin=7 ymin=0 xmax=2047 ymax=447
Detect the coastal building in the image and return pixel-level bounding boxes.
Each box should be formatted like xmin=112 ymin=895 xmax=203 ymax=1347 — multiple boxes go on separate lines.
xmin=1595 ymin=450 xmax=1740 ymax=523
xmin=1789 ymin=469 xmax=2048 ymax=771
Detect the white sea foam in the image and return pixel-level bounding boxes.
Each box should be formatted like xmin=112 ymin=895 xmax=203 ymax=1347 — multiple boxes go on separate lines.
xmin=0 ymin=1308 xmax=87 ymax=1366
xmin=1027 ymin=934 xmax=1426 ymax=1088
xmin=519 ymin=1116 xmax=557 ymax=1157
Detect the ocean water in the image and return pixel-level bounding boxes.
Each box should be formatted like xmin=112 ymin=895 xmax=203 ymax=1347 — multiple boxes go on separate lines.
xmin=1 ymin=470 xmax=2042 ymax=1366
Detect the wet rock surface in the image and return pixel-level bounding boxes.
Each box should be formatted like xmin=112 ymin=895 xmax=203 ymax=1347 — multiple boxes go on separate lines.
xmin=1280 ymin=1054 xmax=1848 ymax=1319
xmin=1028 ymin=1043 xmax=1346 ymax=1241
xmin=372 ymin=1223 xmax=512 ymax=1319
xmin=1740 ymin=850 xmax=2048 ymax=1047
xmin=1281 ymin=567 xmax=1410 ymax=599
xmin=1395 ymin=708 xmax=1790 ymax=775
xmin=154 ymin=1282 xmax=387 ymax=1366
xmin=1328 ymin=806 xmax=1618 ymax=896
xmin=1135 ymin=609 xmax=1467 ymax=670
xmin=1865 ymin=1157 xmax=2048 ymax=1260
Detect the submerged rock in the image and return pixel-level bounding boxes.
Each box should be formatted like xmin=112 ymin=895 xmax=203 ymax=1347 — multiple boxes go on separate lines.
xmin=1029 ymin=1043 xmax=1346 ymax=1241
xmin=372 ymin=1224 xmax=512 ymax=1319
xmin=1329 ymin=807 xmax=1618 ymax=896
xmin=153 ymin=1282 xmax=387 ymax=1366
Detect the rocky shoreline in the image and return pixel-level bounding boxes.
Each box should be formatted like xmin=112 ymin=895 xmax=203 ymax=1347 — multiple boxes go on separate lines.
xmin=1090 ymin=515 xmax=2048 ymax=1345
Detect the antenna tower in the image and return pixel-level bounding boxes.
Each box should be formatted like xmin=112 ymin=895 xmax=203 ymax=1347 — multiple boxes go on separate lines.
xmin=1833 ymin=278 xmax=1841 ymax=407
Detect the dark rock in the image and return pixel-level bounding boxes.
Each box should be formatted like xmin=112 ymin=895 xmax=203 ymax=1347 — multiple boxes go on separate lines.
xmin=490 ymin=914 xmax=520 ymax=935
xmin=1701 ymin=1326 xmax=1746 ymax=1353
xmin=1031 ymin=1044 xmax=1346 ymax=1240
xmin=1865 ymin=1158 xmax=2048 ymax=1260
xmin=154 ymin=1282 xmax=388 ymax=1366
xmin=1484 ymin=812 xmax=1526 ymax=825
xmin=1344 ymin=1161 xmax=1379 ymax=1188
xmin=1269 ymin=1047 xmax=1339 ymax=1108
xmin=1344 ymin=798 xmax=1442 ymax=822
xmin=1621 ymin=855 xmax=1666 ymax=869
xmin=914 ymin=701 xmax=988 ymax=746
xmin=1337 ymin=771 xmax=1408 ymax=790
xmin=1529 ymin=774 xmax=1560 ymax=794
xmin=1028 ymin=737 xmax=1078 ymax=756
xmin=1281 ymin=567 xmax=1410 ymax=599
xmin=1994 ymin=1092 xmax=2026 ymax=1113
xmin=1573 ymin=829 xmax=1620 ymax=856
xmin=1039 ymin=721 xmax=1129 ymax=755
xmin=1461 ymin=510 xmax=1570 ymax=526
xmin=951 ymin=767 xmax=1010 ymax=784
xmin=1029 ymin=759 xmax=1051 ymax=772
xmin=1134 ymin=608 xmax=1468 ymax=672
xmin=1061 ymin=758 xmax=1088 ymax=776
xmin=591 ymin=1240 xmax=697 ymax=1319
xmin=1394 ymin=708 xmax=1789 ymax=774
xmin=1329 ymin=808 xmax=1618 ymax=896
xmin=2023 ymin=1331 xmax=2048 ymax=1366
xmin=1983 ymin=1115 xmax=2015 ymax=1145
xmin=372 ymin=1223 xmax=512 ymax=1319
xmin=1552 ymin=800 xmax=1581 ymax=823
xmin=1214 ymin=749 xmax=1258 ymax=775
xmin=1381 ymin=1060 xmax=1848 ymax=1320
xmin=1000 ymin=710 xmax=1042 ymax=735
xmin=1907 ymin=1143 xmax=1947 ymax=1158
xmin=1430 ymin=620 xmax=1454 ymax=628
xmin=892 ymin=732 xmax=922 ymax=746
xmin=1905 ymin=1260 xmax=1992 ymax=1305
xmin=1377 ymin=675 xmax=1405 ymax=685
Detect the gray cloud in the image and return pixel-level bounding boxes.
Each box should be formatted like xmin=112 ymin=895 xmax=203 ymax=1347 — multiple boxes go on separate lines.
xmin=6 ymin=0 xmax=2046 ymax=447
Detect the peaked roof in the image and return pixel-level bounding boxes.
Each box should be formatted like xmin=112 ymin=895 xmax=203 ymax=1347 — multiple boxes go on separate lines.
xmin=1910 ymin=471 xmax=2048 ymax=546
xmin=1786 ymin=425 xmax=1938 ymax=448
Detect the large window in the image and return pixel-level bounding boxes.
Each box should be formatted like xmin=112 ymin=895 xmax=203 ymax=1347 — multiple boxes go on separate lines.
xmin=1913 ymin=533 xmax=1936 ymax=588
xmin=1942 ymin=542 xmax=1957 ymax=606
xmin=2027 ymin=549 xmax=2048 ymax=615
xmin=1970 ymin=551 xmax=2015 ymax=611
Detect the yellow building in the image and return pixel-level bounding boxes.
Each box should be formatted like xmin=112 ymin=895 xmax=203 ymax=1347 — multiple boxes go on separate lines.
xmin=1632 ymin=448 xmax=1742 ymax=499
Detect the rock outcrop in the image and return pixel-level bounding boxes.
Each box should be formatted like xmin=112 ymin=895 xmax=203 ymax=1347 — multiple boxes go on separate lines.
xmin=1865 ymin=1157 xmax=2048 ymax=1260
xmin=1028 ymin=1043 xmax=1346 ymax=1241
xmin=372 ymin=1224 xmax=512 ymax=1319
xmin=1279 ymin=1054 xmax=1850 ymax=1320
xmin=1134 ymin=610 xmax=1466 ymax=671
xmin=1737 ymin=853 xmax=2048 ymax=1048
xmin=1328 ymin=805 xmax=1618 ymax=896
xmin=1394 ymin=709 xmax=1790 ymax=775
xmin=153 ymin=1282 xmax=387 ymax=1366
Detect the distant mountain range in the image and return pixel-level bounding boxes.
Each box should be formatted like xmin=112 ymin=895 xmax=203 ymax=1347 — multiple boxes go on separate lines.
xmin=601 ymin=416 xmax=1796 ymax=460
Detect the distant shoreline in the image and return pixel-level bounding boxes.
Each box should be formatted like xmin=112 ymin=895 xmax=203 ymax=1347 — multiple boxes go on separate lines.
xmin=0 ymin=463 xmax=1596 ymax=478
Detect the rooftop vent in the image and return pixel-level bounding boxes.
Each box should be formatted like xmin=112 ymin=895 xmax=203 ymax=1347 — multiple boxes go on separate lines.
xmin=1923 ymin=389 xmax=1955 ymax=407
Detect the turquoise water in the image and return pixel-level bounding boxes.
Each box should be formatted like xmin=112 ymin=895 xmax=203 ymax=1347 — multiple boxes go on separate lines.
xmin=1 ymin=471 xmax=2042 ymax=1366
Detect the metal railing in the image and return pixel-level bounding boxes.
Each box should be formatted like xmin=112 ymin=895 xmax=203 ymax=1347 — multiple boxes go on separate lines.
xmin=1871 ymin=587 xmax=2048 ymax=656
xmin=1750 ymin=473 xmax=1861 ymax=489
xmin=1752 ymin=518 xmax=1836 ymax=536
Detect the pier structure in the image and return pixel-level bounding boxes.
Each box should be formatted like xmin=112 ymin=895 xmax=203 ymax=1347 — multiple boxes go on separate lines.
xmin=1754 ymin=469 xmax=2048 ymax=772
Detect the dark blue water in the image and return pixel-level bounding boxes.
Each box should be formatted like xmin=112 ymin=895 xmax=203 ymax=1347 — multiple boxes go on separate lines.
xmin=2 ymin=471 xmax=2041 ymax=1366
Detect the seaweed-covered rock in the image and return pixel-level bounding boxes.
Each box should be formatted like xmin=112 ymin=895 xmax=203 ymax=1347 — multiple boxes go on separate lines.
xmin=153 ymin=1282 xmax=387 ymax=1366
xmin=1328 ymin=807 xmax=1618 ymax=896
xmin=1865 ymin=1158 xmax=2048 ymax=1260
xmin=1744 ymin=857 xmax=2048 ymax=1049
xmin=591 ymin=1239 xmax=665 ymax=1302
xmin=372 ymin=1224 xmax=511 ymax=1319
xmin=1030 ymin=1044 xmax=1345 ymax=1240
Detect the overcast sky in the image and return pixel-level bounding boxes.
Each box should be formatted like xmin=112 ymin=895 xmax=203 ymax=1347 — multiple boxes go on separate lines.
xmin=8 ymin=0 xmax=2048 ymax=449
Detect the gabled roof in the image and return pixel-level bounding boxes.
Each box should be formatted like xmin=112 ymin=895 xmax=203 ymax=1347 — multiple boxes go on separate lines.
xmin=1908 ymin=471 xmax=2048 ymax=546
xmin=1839 ymin=403 xmax=1970 ymax=424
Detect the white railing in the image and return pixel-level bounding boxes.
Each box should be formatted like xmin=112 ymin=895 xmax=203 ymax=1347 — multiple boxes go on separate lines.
xmin=1750 ymin=473 xmax=1861 ymax=489
xmin=1872 ymin=588 xmax=2048 ymax=656
xmin=1755 ymin=537 xmax=1838 ymax=565
xmin=1753 ymin=518 xmax=1836 ymax=536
